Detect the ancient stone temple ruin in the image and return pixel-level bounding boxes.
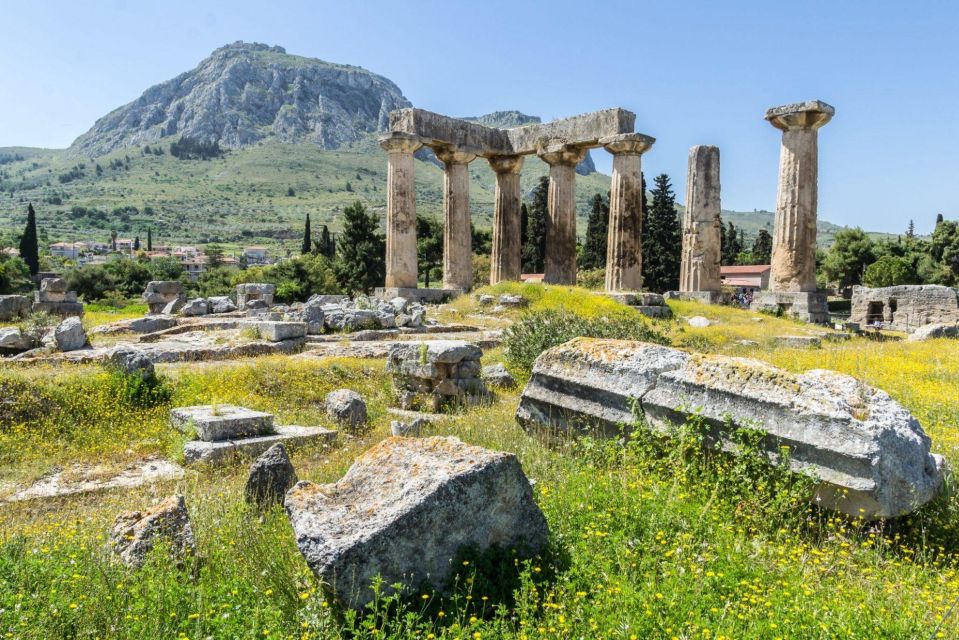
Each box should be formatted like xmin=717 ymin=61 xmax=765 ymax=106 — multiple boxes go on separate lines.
xmin=850 ymin=284 xmax=959 ymax=333
xmin=751 ymin=100 xmax=834 ymax=323
xmin=377 ymin=108 xmax=654 ymax=300
xmin=678 ymin=145 xmax=724 ymax=302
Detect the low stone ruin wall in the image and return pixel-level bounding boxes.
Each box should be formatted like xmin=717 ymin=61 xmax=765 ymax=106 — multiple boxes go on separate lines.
xmin=850 ymin=284 xmax=959 ymax=333
xmin=516 ymin=337 xmax=945 ymax=519
xmin=387 ymin=340 xmax=487 ymax=410
xmin=34 ymin=278 xmax=83 ymax=316
xmin=143 ymin=280 xmax=185 ymax=314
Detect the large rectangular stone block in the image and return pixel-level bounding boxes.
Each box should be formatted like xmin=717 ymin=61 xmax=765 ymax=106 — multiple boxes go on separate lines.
xmin=246 ymin=321 xmax=307 ymax=342
xmin=0 ymin=295 xmax=31 ymax=321
xmin=171 ymin=405 xmax=275 ymax=442
xmin=516 ymin=337 xmax=945 ymax=519
xmin=183 ymin=425 xmax=336 ymax=465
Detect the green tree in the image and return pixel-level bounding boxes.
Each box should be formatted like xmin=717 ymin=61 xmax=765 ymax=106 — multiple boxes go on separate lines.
xmin=333 ymin=201 xmax=385 ymax=294
xmin=721 ymin=221 xmax=744 ymax=266
xmin=18 ymin=203 xmax=39 ymax=275
xmin=301 ymin=213 xmax=312 ymax=255
xmin=521 ymin=176 xmax=549 ymax=273
xmin=863 ymin=255 xmax=917 ymax=288
xmin=642 ymin=174 xmax=681 ymax=292
xmin=417 ymin=215 xmax=443 ymax=288
xmin=313 ymin=224 xmax=335 ymax=260
xmin=820 ymin=228 xmax=875 ymax=288
xmin=580 ymin=193 xmax=609 ymax=270
xmin=238 ymin=253 xmax=339 ymax=303
xmin=471 ymin=223 xmax=492 ymax=256
xmin=751 ymin=229 xmax=773 ymax=264
xmin=204 ymin=244 xmax=224 ymax=270
xmin=147 ymin=228 xmax=153 ymax=252
xmin=928 ymin=219 xmax=959 ymax=285
xmin=0 ymin=253 xmax=31 ymax=294
xmin=133 ymin=236 xmax=141 ymax=251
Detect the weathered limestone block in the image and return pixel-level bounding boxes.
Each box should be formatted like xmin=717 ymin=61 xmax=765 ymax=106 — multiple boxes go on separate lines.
xmin=171 ymin=404 xmax=275 ymax=441
xmin=0 ymin=295 xmax=31 ymax=321
xmin=180 ymin=299 xmax=209 ymax=317
xmin=54 ymin=317 xmax=87 ymax=352
xmin=516 ymin=337 xmax=944 ymax=518
xmin=482 ymin=363 xmax=517 ymax=389
xmin=183 ymin=425 xmax=336 ymax=465
xmin=850 ymin=285 xmax=959 ymax=333
xmin=387 ymin=340 xmax=488 ymax=409
xmin=0 ymin=327 xmax=35 ymax=354
xmin=236 ymin=283 xmax=276 ymax=309
xmin=325 ymin=389 xmax=368 ymax=430
xmin=108 ymin=494 xmax=196 ymax=569
xmin=245 ymin=444 xmax=298 ymax=510
xmin=129 ymin=316 xmax=177 ymax=333
xmin=285 ymin=436 xmax=549 ymax=609
xmin=109 ymin=346 xmax=155 ymax=378
xmin=766 ymin=100 xmax=834 ymax=293
xmin=208 ymin=296 xmax=237 ymax=314
xmin=680 ymin=145 xmax=722 ymax=293
xmin=143 ymin=280 xmax=184 ymax=314
xmin=161 ymin=297 xmax=187 ymax=315
xmin=750 ymin=290 xmax=829 ymax=324
xmin=908 ymin=322 xmax=959 ymax=341
xmin=774 ymin=335 xmax=822 ymax=349
xmin=247 ymin=320 xmax=307 ymax=342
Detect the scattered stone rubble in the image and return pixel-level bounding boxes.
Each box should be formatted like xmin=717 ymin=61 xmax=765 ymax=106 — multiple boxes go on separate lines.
xmin=605 ymin=292 xmax=673 ymax=319
xmin=908 ymin=322 xmax=959 ymax=342
xmin=325 ymin=389 xmax=368 ymax=430
xmin=143 ymin=281 xmax=185 ymax=314
xmin=236 ymin=283 xmax=276 ymax=310
xmin=516 ymin=337 xmax=945 ymax=519
xmin=109 ymin=494 xmax=196 ymax=569
xmin=245 ymin=444 xmax=297 ymax=510
xmin=0 ymin=327 xmax=34 ymax=354
xmin=34 ymin=278 xmax=83 ymax=316
xmin=387 ymin=340 xmax=489 ymax=410
xmin=172 ymin=404 xmax=336 ymax=465
xmin=53 ymin=317 xmax=87 ymax=352
xmin=285 ymin=436 xmax=549 ymax=609
xmin=482 ymin=363 xmax=517 ymax=389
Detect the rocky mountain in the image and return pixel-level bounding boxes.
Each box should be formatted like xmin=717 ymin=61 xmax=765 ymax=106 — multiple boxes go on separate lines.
xmin=69 ymin=42 xmax=412 ymax=157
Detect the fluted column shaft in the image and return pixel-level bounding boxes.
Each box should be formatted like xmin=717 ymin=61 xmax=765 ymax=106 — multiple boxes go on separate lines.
xmin=538 ymin=144 xmax=587 ymax=285
xmin=381 ymin=134 xmax=422 ymax=288
xmin=766 ymin=101 xmax=834 ymax=293
xmin=488 ymin=155 xmax=524 ymax=284
xmin=680 ymin=145 xmax=722 ymax=292
xmin=602 ymin=134 xmax=654 ymax=292
xmin=435 ymin=147 xmax=476 ymax=291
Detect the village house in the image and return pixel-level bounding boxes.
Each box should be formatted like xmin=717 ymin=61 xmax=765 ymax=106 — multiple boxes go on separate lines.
xmin=243 ymin=246 xmax=271 ymax=266
xmin=720 ymin=265 xmax=771 ymax=293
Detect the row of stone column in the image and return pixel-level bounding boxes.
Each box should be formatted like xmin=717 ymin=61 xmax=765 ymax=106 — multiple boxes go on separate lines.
xmin=381 ymin=132 xmax=655 ymax=292
xmin=679 ymin=100 xmax=834 ymax=298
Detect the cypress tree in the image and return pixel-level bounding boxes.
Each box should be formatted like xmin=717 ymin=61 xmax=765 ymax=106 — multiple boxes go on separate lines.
xmin=333 ymin=201 xmax=385 ymax=294
xmin=936 ymin=212 xmax=944 ymax=227
xmin=520 ymin=203 xmax=529 ymax=253
xmin=642 ymin=174 xmax=680 ymax=292
xmin=751 ymin=229 xmax=773 ymax=264
xmin=147 ymin=228 xmax=153 ymax=252
xmin=133 ymin=236 xmax=141 ymax=251
xmin=521 ymin=176 xmax=549 ymax=274
xmin=721 ymin=221 xmax=744 ymax=265
xmin=18 ymin=203 xmax=39 ymax=275
xmin=580 ymin=193 xmax=609 ymax=270
xmin=302 ymin=213 xmax=312 ymax=255
xmin=319 ymin=224 xmax=335 ymax=259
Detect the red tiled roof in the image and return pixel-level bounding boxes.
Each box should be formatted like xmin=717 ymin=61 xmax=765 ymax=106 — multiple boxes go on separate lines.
xmin=720 ymin=265 xmax=770 ymax=275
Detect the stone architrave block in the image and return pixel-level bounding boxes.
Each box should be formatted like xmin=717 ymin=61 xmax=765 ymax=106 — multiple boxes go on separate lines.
xmin=171 ymin=404 xmax=275 ymax=442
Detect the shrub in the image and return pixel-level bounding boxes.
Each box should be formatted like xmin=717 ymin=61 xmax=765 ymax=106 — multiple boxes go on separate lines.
xmin=503 ymin=308 xmax=669 ymax=374
xmin=576 ymin=267 xmax=605 ymax=290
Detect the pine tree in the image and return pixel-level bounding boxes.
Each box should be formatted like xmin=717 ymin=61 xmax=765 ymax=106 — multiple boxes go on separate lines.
xmin=147 ymin=228 xmax=153 ymax=252
xmin=906 ymin=219 xmax=916 ymax=239
xmin=333 ymin=201 xmax=385 ymax=294
xmin=18 ymin=203 xmax=39 ymax=275
xmin=521 ymin=176 xmax=549 ymax=273
xmin=721 ymin=222 xmax=744 ymax=265
xmin=642 ymin=174 xmax=680 ymax=292
xmin=302 ymin=213 xmax=312 ymax=254
xmin=751 ymin=229 xmax=773 ymax=264
xmin=580 ymin=193 xmax=609 ymax=270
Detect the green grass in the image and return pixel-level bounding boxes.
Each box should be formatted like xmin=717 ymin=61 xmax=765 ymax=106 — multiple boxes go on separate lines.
xmin=1 ymin=296 xmax=958 ymax=638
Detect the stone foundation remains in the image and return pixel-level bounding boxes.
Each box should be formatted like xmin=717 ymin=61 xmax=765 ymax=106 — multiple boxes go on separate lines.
xmin=143 ymin=281 xmax=185 ymax=314
xmin=850 ymin=284 xmax=959 ymax=333
xmin=236 ymin=283 xmax=276 ymax=310
xmin=33 ymin=278 xmax=83 ymax=316
xmin=387 ymin=340 xmax=488 ymax=410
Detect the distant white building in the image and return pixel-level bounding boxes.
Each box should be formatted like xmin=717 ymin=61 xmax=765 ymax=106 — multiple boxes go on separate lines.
xmin=243 ymin=246 xmax=270 ymax=266
xmin=49 ymin=242 xmax=82 ymax=259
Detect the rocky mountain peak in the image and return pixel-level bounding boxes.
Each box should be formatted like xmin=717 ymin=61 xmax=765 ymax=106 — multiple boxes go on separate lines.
xmin=69 ymin=42 xmax=411 ymax=157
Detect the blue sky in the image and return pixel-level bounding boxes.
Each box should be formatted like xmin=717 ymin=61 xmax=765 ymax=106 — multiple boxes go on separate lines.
xmin=1 ymin=0 xmax=957 ymax=233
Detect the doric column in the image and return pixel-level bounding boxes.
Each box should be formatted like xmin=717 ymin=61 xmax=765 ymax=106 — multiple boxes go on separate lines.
xmin=380 ymin=133 xmax=422 ymax=289
xmin=680 ymin=145 xmax=722 ymax=292
xmin=766 ymin=100 xmax=834 ymax=292
xmin=537 ymin=143 xmax=588 ymax=285
xmin=488 ymin=155 xmax=524 ymax=284
xmin=601 ymin=133 xmax=655 ymax=292
xmin=434 ymin=146 xmax=477 ymax=291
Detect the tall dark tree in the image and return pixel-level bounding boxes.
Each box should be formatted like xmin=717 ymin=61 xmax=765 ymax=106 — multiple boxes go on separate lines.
xmin=301 ymin=213 xmax=312 ymax=255
xmin=580 ymin=193 xmax=609 ymax=270
xmin=333 ymin=201 xmax=385 ymax=294
xmin=906 ymin=219 xmax=916 ymax=239
xmin=936 ymin=212 xmax=945 ymax=227
xmin=721 ymin=221 xmax=744 ymax=265
xmin=521 ymin=176 xmax=549 ymax=274
xmin=204 ymin=243 xmax=224 ymax=270
xmin=147 ymin=228 xmax=153 ymax=252
xmin=313 ymin=224 xmax=335 ymax=260
xmin=417 ymin=215 xmax=443 ymax=288
xmin=520 ymin=203 xmax=529 ymax=253
xmin=133 ymin=236 xmax=141 ymax=251
xmin=642 ymin=174 xmax=680 ymax=292
xmin=751 ymin=228 xmax=773 ymax=264
xmin=18 ymin=203 xmax=39 ymax=275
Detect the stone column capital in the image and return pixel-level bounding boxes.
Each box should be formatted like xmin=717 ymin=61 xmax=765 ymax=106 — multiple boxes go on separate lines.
xmin=601 ymin=132 xmax=656 ymax=156
xmin=765 ymin=100 xmax=835 ymax=131
xmin=380 ymin=132 xmax=423 ymax=154
xmin=432 ymin=145 xmax=476 ymax=166
xmin=537 ymin=142 xmax=589 ymax=167
xmin=487 ymin=155 xmax=524 ymax=175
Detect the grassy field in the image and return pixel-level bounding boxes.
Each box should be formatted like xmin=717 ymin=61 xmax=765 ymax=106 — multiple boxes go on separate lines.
xmin=1 ymin=289 xmax=957 ymax=638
